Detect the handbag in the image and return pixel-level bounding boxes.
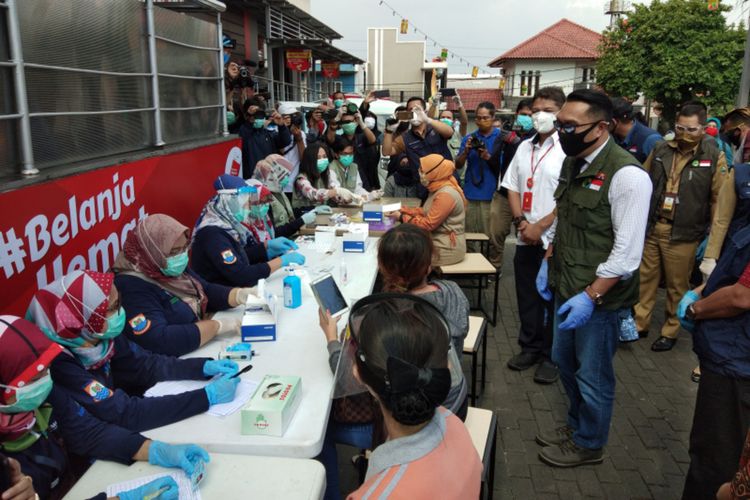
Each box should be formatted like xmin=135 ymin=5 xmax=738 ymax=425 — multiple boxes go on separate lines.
xmin=332 ymin=392 xmax=375 ymax=424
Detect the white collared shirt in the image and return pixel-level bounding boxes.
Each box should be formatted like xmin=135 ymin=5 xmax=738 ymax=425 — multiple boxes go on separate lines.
xmin=547 ymin=137 xmax=652 ymax=279
xmin=501 ymin=132 xmax=567 ymax=248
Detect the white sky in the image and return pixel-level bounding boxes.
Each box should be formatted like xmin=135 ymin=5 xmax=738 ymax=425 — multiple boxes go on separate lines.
xmin=309 ymin=0 xmax=750 ymax=75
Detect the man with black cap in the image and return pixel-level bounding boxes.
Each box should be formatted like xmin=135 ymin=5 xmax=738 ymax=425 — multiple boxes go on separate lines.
xmin=610 ymin=97 xmax=662 ymax=164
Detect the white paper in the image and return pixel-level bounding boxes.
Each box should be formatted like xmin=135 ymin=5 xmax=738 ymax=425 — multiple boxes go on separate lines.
xmin=313 ymin=229 xmax=336 ymax=252
xmin=381 ymin=202 xmax=401 ymax=212
xmin=144 ymin=378 xmax=259 ymax=417
xmin=106 ymin=471 xmax=201 ymax=500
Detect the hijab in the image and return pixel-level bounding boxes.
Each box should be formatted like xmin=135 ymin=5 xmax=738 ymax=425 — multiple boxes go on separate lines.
xmin=113 ymin=214 xmax=207 ymax=317
xmin=419 ymin=154 xmax=467 ymax=206
xmin=253 ymin=154 xmax=294 ymax=193
xmin=194 ymin=176 xmax=254 ymax=245
xmin=243 ymin=179 xmax=275 ymax=243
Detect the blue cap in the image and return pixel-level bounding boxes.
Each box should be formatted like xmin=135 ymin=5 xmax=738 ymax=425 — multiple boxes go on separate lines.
xmin=214 ymin=174 xmax=246 ymax=191
xmin=223 ymin=35 xmax=236 ymax=49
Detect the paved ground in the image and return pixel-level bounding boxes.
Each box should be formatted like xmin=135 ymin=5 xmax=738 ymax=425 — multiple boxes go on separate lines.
xmin=337 ymin=239 xmax=699 ymax=499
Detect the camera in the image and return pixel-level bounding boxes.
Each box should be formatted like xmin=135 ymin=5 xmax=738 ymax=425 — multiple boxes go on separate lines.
xmin=471 ymin=135 xmax=486 ymax=151
xmin=324 ymin=109 xmax=339 ymax=121
xmin=343 ymin=102 xmax=359 ymax=115
xmin=238 ymin=66 xmax=254 ymax=88
xmin=290 ymin=114 xmax=304 ymax=128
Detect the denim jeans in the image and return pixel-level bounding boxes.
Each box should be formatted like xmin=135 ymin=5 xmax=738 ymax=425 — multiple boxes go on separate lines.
xmin=551 ymin=299 xmax=622 ymax=449
xmin=316 ymin=417 xmax=374 ymax=500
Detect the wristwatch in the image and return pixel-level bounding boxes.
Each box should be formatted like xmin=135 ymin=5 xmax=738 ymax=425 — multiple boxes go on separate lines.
xmin=512 ymin=215 xmax=526 ymax=227
xmin=685 ymin=303 xmax=697 ymax=321
xmin=585 ymin=285 xmax=604 ymax=305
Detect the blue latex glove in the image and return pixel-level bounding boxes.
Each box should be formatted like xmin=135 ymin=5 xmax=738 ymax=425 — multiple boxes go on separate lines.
xmin=536 ymin=259 xmax=553 ymax=301
xmin=677 ymin=290 xmax=700 ymax=333
xmin=267 ymin=237 xmax=298 ymax=258
xmin=557 ymin=291 xmax=595 ymax=330
xmin=281 ymin=252 xmax=306 ymax=267
xmin=695 ymin=237 xmax=708 ymax=261
xmin=148 ymin=441 xmax=210 ymax=476
xmin=203 ymin=359 xmax=238 ymax=377
xmin=118 ymin=476 xmax=179 ymax=500
xmin=301 ymin=210 xmax=317 ymax=225
xmin=204 ymin=375 xmax=239 ymax=405
xmin=314 ymin=205 xmax=332 ymax=214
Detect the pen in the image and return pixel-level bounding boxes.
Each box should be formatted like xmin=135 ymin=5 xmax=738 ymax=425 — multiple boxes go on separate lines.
xmin=144 ymin=486 xmax=169 ymax=500
xmin=231 ymin=364 xmax=253 ymax=378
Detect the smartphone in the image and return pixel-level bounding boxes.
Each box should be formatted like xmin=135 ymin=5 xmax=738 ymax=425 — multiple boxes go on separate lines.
xmin=372 ymin=89 xmax=390 ymax=98
xmin=396 ymin=110 xmax=412 ymax=121
xmin=310 ymin=274 xmax=349 ymax=318
xmin=440 ymin=88 xmax=457 ymax=97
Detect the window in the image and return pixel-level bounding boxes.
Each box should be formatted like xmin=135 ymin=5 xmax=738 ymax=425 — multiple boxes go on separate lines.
xmin=520 ymin=71 xmax=527 ymax=97
xmin=334 ymin=81 xmax=343 ymax=92
xmin=534 ymin=71 xmax=541 ymax=95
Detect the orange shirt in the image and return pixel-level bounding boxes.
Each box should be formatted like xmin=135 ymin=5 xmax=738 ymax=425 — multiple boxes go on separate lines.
xmin=347 ymin=408 xmax=482 ymax=500
xmin=400 ymin=192 xmax=457 ymax=231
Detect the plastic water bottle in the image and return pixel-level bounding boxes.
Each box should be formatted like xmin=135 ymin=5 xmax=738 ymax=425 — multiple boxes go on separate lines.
xmin=340 ymin=255 xmax=349 ymax=286
xmin=618 ymin=311 xmax=639 ymax=343
xmin=283 ymin=266 xmax=301 ymax=308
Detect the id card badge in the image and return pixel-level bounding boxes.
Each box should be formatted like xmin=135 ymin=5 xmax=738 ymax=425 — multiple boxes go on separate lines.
xmin=662 ymin=192 xmax=676 ymax=212
xmin=522 ymin=191 xmax=533 ymax=212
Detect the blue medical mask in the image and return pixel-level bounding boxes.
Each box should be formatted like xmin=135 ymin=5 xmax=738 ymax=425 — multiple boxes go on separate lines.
xmin=70 ymin=341 xmax=112 ymax=370
xmin=440 ymin=118 xmax=454 ymax=128
xmin=341 ymin=122 xmax=358 ymax=135
xmin=340 ymin=155 xmax=354 ymax=168
xmin=250 ymin=204 xmax=270 ymax=219
xmin=234 ymin=207 xmax=252 ymax=222
xmin=227 ymin=111 xmax=237 ymax=126
xmin=316 ymin=158 xmax=329 ymax=172
xmin=0 ymin=373 xmax=53 ymax=413
xmin=100 ymin=307 xmax=127 ymax=338
xmin=515 ymin=115 xmax=533 ymax=131
xmin=253 ymin=118 xmax=266 ymax=129
xmin=224 ymin=53 xmax=230 ymax=65
xmin=334 ymin=99 xmax=344 ymax=108
xmin=161 ymin=251 xmax=189 ymax=277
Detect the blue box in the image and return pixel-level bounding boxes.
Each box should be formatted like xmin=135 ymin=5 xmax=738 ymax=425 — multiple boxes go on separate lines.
xmin=343 ymin=240 xmax=365 ymax=253
xmin=241 ymin=305 xmax=276 ymax=342
xmin=362 ymin=210 xmax=383 ymax=222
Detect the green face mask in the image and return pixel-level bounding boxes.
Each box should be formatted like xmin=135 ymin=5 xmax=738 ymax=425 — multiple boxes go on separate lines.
xmin=341 ymin=122 xmax=357 ymax=135
xmin=227 ymin=111 xmax=237 ymax=126
xmin=100 ymin=307 xmax=127 ymax=338
xmin=234 ymin=207 xmax=252 ymax=223
xmin=333 ymin=99 xmax=344 ymax=108
xmin=316 ymin=158 xmax=330 ymax=172
xmin=440 ymin=118 xmax=454 ymax=128
xmin=0 ymin=373 xmax=53 ymax=413
xmin=340 ymin=155 xmax=354 ymax=168
xmin=249 ymin=204 xmax=270 ymax=219
xmin=279 ymin=176 xmax=291 ymax=190
xmin=253 ymin=118 xmax=266 ymax=129
xmin=161 ymin=251 xmax=189 ymax=277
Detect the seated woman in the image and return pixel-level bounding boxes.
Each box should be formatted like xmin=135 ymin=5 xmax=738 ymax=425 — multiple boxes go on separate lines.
xmin=383 ymin=153 xmax=423 ymax=199
xmin=0 ymin=315 xmax=208 ymax=499
xmin=388 ymin=154 xmax=466 ymax=266
xmin=328 ymin=137 xmax=382 ymax=204
xmin=293 ymin=143 xmax=354 ymax=210
xmin=336 ymin=295 xmax=481 ymax=499
xmin=26 ymin=270 xmax=240 ymax=433
xmin=191 ymin=174 xmax=305 ymax=288
xmin=252 ymin=154 xmax=332 ymax=229
xmin=113 ymin=214 xmax=254 ymax=356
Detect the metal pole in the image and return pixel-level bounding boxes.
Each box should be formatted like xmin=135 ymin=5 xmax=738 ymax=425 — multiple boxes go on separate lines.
xmin=738 ymin=6 xmax=750 ymax=107
xmin=265 ymin=6 xmax=275 ymax=105
xmin=6 ymin=0 xmax=37 ymax=175
xmin=146 ymin=0 xmax=165 ymax=146
xmin=217 ymin=12 xmax=228 ymax=136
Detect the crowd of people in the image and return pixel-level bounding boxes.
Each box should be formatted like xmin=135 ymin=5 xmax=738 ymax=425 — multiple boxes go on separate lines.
xmin=2 ymin=56 xmax=750 ymax=499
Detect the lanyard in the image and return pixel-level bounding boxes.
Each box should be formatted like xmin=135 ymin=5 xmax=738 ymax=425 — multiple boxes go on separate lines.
xmin=527 ymin=140 xmax=555 ymax=189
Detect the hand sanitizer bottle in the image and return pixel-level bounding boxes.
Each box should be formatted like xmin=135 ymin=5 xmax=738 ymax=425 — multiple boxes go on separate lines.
xmin=283 ymin=265 xmax=302 ymax=308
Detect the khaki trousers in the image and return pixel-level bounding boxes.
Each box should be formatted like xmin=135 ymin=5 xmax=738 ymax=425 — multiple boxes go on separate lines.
xmin=489 ymin=192 xmax=513 ymax=270
xmin=634 ymin=221 xmax=699 ymax=339
xmin=466 ymin=199 xmax=492 ymax=253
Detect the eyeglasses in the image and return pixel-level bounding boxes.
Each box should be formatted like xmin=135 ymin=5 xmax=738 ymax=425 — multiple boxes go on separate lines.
xmin=475 ymin=116 xmax=493 ymax=122
xmin=554 ymin=120 xmax=602 ymax=134
xmin=675 ymin=124 xmax=703 ymax=133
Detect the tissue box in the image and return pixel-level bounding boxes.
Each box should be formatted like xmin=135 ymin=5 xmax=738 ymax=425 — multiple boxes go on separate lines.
xmin=343 ymin=223 xmax=368 ymax=253
xmin=241 ymin=302 xmax=276 ymax=342
xmin=362 ymin=203 xmax=383 ymax=222
xmin=241 ymin=375 xmax=302 ymax=436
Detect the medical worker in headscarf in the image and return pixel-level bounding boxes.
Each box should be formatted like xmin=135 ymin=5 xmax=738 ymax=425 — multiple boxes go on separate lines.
xmin=387 ymin=154 xmax=467 ymax=266
xmin=0 ymin=315 xmax=208 ymax=500
xmin=114 ymin=214 xmax=256 ymax=357
xmin=252 ymin=154 xmax=331 ymax=229
xmin=26 ymin=270 xmax=240 ymax=433
xmin=190 ymin=175 xmax=306 ymax=288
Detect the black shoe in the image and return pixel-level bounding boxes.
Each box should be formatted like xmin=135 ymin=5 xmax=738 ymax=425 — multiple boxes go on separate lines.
xmin=539 ymin=439 xmax=604 ymax=468
xmin=534 ymin=360 xmax=559 ymax=384
xmin=651 ymin=336 xmax=677 ymax=352
xmin=638 ymin=330 xmax=649 ymax=338
xmin=536 ymin=425 xmax=574 ymax=447
xmin=507 ymin=352 xmax=541 ymax=371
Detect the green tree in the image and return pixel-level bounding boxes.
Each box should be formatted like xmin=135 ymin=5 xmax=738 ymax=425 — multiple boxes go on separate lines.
xmin=597 ymin=0 xmax=746 ymax=121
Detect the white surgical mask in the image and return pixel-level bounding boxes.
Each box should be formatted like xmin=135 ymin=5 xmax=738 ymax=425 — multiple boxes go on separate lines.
xmin=364 ymin=117 xmax=376 ymax=129
xmin=532 ymin=111 xmax=556 ymax=134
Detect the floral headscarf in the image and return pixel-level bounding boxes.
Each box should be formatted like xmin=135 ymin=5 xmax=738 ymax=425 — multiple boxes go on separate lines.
xmin=243 ymin=179 xmax=275 ymax=243
xmin=253 ymin=154 xmax=294 ymax=193
xmin=193 ymin=175 xmax=255 ymax=245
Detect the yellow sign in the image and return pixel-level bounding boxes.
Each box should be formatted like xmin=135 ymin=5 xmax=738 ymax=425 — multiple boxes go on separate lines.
xmin=471 ymin=66 xmax=479 ymax=78
xmin=400 ymin=19 xmax=409 ymax=34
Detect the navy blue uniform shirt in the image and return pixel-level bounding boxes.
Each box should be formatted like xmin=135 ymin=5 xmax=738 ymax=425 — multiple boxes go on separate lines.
xmin=49 ymin=335 xmax=210 ymax=432
xmin=116 ymin=270 xmax=232 ymax=356
xmin=190 ymin=225 xmax=271 ymax=287
xmin=239 ymin=124 xmax=291 ymax=179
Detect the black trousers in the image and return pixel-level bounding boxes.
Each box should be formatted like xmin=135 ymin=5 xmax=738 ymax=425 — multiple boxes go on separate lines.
xmin=682 ymin=367 xmax=750 ymax=500
xmin=513 ymin=244 xmax=554 ymax=358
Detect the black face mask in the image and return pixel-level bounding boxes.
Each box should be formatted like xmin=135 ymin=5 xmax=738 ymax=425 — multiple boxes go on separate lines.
xmin=558 ymin=122 xmax=600 ymax=157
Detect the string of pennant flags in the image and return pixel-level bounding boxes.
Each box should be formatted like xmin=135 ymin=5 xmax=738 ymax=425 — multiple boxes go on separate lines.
xmin=377 ymin=0 xmax=491 ymax=77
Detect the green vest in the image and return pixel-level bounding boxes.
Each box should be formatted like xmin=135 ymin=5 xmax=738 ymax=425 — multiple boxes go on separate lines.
xmin=647 ymin=136 xmax=721 ymax=242
xmin=329 ymin=159 xmax=360 ymax=193
xmin=270 ymin=192 xmax=295 ymax=226
xmin=549 ymin=139 xmax=642 ymax=310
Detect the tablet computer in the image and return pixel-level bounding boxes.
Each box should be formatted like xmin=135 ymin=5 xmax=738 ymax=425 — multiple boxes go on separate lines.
xmin=310 ymin=274 xmax=349 ymax=318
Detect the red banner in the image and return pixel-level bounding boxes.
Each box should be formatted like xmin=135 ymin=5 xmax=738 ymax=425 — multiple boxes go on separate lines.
xmin=286 ymin=49 xmax=312 ymax=72
xmin=0 ymin=139 xmax=241 ymax=315
xmin=321 ymin=62 xmax=340 ymax=79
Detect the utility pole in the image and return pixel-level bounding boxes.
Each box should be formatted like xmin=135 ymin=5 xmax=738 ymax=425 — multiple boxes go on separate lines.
xmin=738 ymin=0 xmax=750 ymax=107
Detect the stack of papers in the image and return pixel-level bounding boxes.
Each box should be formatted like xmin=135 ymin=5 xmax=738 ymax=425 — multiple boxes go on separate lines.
xmin=106 ymin=472 xmax=201 ymax=500
xmin=144 ymin=378 xmax=259 ymax=417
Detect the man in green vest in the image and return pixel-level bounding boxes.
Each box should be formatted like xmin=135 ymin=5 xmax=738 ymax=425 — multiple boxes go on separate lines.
xmin=535 ymin=89 xmax=652 ymax=467
xmin=634 ymin=103 xmax=730 ymax=352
